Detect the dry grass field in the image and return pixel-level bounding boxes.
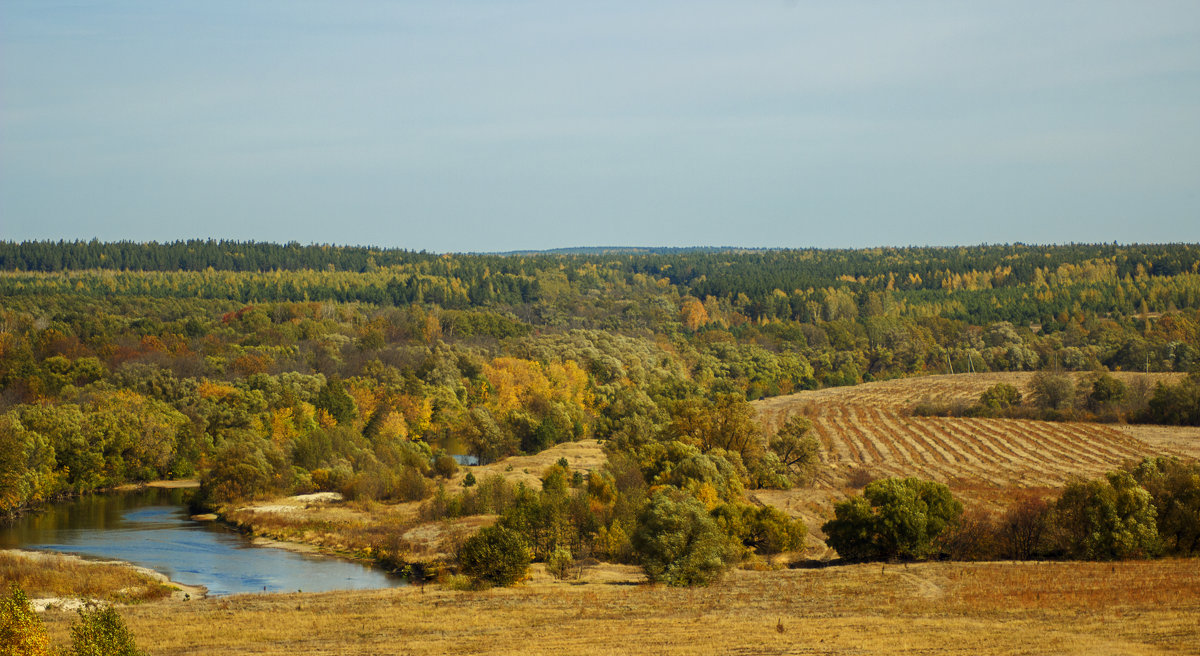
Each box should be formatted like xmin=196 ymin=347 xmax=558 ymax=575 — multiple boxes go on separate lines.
xmin=31 ymin=559 xmax=1200 ymax=655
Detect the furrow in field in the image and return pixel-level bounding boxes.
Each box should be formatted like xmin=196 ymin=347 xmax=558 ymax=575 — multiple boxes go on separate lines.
xmin=847 ymin=405 xmax=920 ymax=467
xmin=814 ymin=406 xmax=865 ymax=464
xmin=835 ymin=405 xmax=887 ymax=465
xmin=954 ymin=418 xmax=1065 ymax=482
xmin=1010 ymin=420 xmax=1116 ymax=470
xmin=1055 ymin=422 xmax=1149 ymax=462
xmin=884 ymin=414 xmax=1002 ymax=483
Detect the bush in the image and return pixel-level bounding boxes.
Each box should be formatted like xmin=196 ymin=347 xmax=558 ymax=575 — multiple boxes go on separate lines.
xmin=463 ymin=471 xmax=476 ymax=487
xmin=938 ymin=508 xmax=999 ymax=561
xmin=0 ymin=587 xmax=51 ymax=656
xmin=713 ymin=504 xmax=806 ymax=556
xmin=1138 ymin=376 xmax=1200 ymax=425
xmin=67 ymin=604 xmax=146 ymax=656
xmin=632 ymin=490 xmax=735 ymax=586
xmin=458 ymin=525 xmax=531 ymax=587
xmin=822 ymin=477 xmax=962 ymax=561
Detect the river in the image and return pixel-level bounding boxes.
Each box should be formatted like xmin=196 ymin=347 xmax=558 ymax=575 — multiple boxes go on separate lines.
xmin=0 ymin=487 xmax=404 ymax=596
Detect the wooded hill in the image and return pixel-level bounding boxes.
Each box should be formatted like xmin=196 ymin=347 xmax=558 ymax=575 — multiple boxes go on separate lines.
xmin=1 ymin=241 xmax=1197 ymax=574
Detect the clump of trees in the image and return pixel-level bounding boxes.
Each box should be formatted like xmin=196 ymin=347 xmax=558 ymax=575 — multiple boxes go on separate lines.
xmin=822 ymin=478 xmax=962 ymax=561
xmin=916 ymin=372 xmax=1200 ymax=427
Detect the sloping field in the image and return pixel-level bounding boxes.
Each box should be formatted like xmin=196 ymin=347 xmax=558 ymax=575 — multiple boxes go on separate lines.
xmin=755 ymin=372 xmax=1189 ymax=489
xmin=751 ymin=373 xmax=1195 ymax=539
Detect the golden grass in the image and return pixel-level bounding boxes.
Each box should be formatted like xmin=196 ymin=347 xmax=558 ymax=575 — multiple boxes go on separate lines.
xmin=447 ymin=438 xmax=608 ymax=492
xmin=0 ymin=550 xmax=175 ymax=603
xmin=34 ymin=560 xmax=1200 ymax=655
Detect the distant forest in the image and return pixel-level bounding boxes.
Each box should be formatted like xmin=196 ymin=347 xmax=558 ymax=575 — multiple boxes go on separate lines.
xmin=1 ymin=240 xmax=1198 ymax=519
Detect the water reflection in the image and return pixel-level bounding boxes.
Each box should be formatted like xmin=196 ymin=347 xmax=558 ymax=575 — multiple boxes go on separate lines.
xmin=0 ymin=488 xmax=404 ymax=596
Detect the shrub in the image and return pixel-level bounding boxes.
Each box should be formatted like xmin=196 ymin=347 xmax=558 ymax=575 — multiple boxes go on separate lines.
xmin=67 ymin=604 xmax=146 ymax=656
xmin=0 ymin=587 xmax=51 ymax=656
xmin=546 ymin=546 xmax=575 ymax=580
xmin=463 ymin=471 xmax=477 ymax=487
xmin=458 ymin=525 xmax=531 ymax=587
xmin=979 ymin=383 xmax=1022 ymax=412
xmin=632 ymin=490 xmax=735 ymax=586
xmin=822 ymin=477 xmax=962 ymax=561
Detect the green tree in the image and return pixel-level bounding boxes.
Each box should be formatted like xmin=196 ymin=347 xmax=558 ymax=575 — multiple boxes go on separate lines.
xmin=822 ymin=477 xmax=963 ymax=561
xmin=1088 ymin=373 xmax=1126 ymax=409
xmin=631 ymin=490 xmax=735 ymax=586
xmin=458 ymin=524 xmax=531 ymax=587
xmin=768 ymin=415 xmax=820 ymax=485
xmin=1051 ymin=472 xmax=1159 ymax=560
xmin=1030 ymin=371 xmax=1076 ymax=411
xmin=546 ymin=546 xmax=575 ymax=580
xmin=1126 ymin=456 xmax=1200 ymax=555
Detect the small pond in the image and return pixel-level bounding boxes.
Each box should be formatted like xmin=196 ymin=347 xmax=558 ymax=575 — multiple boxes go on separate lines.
xmin=0 ymin=487 xmax=404 ymax=596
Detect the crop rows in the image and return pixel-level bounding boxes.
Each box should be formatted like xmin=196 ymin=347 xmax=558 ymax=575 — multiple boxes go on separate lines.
xmin=797 ymin=402 xmax=1156 ymax=487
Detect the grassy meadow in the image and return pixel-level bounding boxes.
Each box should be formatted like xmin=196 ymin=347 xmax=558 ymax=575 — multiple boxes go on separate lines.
xmin=28 ymin=559 xmax=1200 ymax=655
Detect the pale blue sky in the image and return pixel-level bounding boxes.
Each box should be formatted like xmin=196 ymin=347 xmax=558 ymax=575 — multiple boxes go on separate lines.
xmin=2 ymin=1 xmax=1199 ymax=252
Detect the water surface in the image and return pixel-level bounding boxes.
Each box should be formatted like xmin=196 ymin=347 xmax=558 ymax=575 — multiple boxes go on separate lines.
xmin=0 ymin=488 xmax=403 ymax=596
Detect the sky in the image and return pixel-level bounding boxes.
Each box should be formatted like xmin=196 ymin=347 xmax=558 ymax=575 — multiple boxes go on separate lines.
xmin=2 ymin=1 xmax=1199 ymax=252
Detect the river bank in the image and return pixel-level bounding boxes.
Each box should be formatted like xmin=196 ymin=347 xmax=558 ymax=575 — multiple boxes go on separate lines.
xmin=0 ymin=548 xmax=206 ymax=610
xmin=1 ymin=486 xmax=406 ymax=598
